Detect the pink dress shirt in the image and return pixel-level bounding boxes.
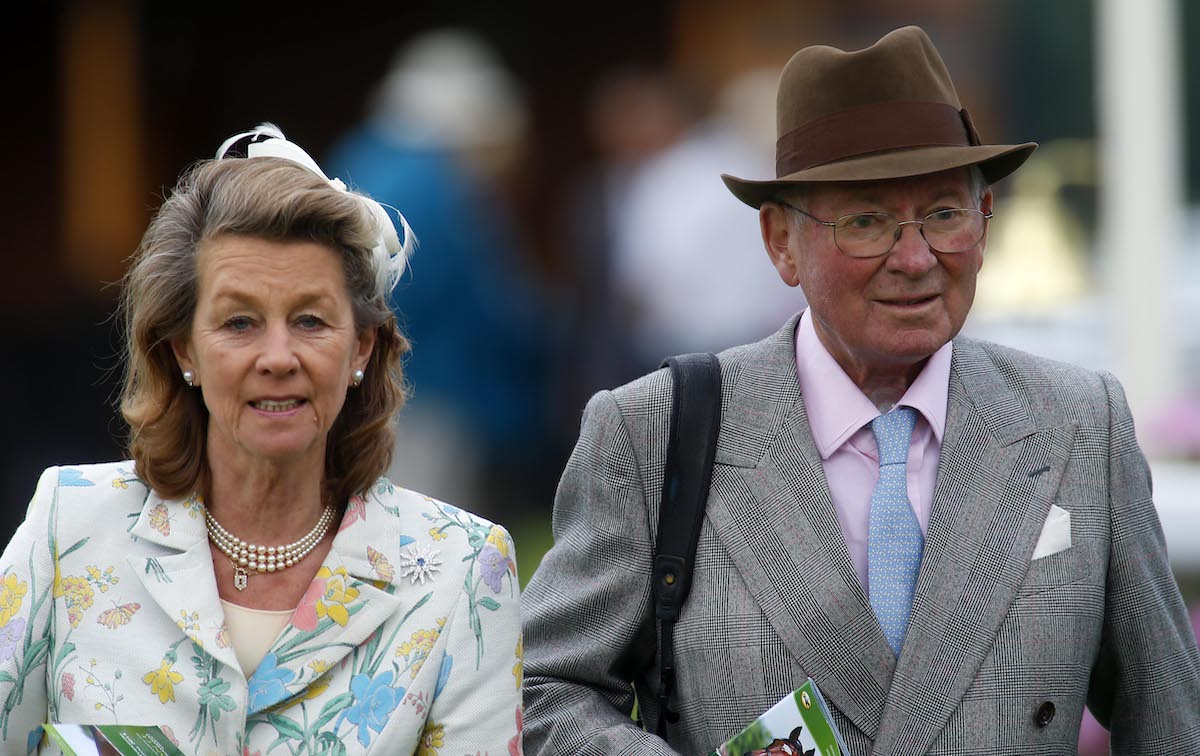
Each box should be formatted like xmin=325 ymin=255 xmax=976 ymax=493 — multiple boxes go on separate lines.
xmin=793 ymin=310 xmax=952 ymax=593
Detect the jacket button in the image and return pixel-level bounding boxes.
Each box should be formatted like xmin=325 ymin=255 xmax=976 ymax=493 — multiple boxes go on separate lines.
xmin=1034 ymin=701 xmax=1055 ymax=727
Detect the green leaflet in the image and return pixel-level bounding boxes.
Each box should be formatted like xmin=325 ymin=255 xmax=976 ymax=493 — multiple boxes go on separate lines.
xmin=267 ymin=712 xmax=305 ymax=740
xmin=57 ymin=538 xmax=89 ymax=561
xmin=53 ymin=641 xmax=75 ymax=667
xmin=311 ymin=692 xmax=353 ymax=732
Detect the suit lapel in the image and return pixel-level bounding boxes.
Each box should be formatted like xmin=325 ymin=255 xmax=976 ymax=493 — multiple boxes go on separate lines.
xmin=706 ymin=315 xmax=895 ymax=740
xmin=871 ymin=338 xmax=1076 ymax=756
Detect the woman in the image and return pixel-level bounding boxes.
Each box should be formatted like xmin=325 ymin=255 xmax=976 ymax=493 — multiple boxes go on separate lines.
xmin=0 ymin=126 xmax=523 ymax=754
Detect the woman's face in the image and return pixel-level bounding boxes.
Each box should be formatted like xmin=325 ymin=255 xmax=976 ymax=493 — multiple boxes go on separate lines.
xmin=174 ymin=236 xmax=375 ymax=471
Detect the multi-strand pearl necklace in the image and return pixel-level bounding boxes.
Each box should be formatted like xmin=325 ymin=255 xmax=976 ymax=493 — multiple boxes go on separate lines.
xmin=205 ymin=505 xmax=336 ymax=591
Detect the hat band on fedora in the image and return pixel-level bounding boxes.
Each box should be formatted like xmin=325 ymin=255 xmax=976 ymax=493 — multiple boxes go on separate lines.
xmin=775 ymin=101 xmax=982 ymax=177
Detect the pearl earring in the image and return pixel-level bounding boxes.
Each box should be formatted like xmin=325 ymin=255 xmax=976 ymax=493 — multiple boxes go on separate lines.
xmin=351 ymin=369 xmax=365 ymax=387
xmin=183 ymin=370 xmax=195 ymax=387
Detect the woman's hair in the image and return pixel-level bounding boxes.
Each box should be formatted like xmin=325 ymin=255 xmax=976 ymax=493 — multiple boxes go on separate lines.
xmin=118 ymin=156 xmax=409 ymax=508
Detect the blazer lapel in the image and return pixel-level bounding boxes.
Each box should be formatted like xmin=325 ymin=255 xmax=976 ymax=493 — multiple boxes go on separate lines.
xmin=706 ymin=315 xmax=895 ymax=740
xmin=871 ymin=338 xmax=1076 ymax=756
xmin=245 ymin=499 xmax=405 ymax=714
xmin=127 ymin=491 xmax=242 ymax=675
xmin=128 ymin=489 xmax=408 ymax=712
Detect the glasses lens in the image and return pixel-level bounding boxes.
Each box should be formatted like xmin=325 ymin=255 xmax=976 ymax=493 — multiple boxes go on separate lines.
xmin=833 ymin=213 xmax=897 ymax=257
xmin=922 ymin=209 xmax=986 ymax=253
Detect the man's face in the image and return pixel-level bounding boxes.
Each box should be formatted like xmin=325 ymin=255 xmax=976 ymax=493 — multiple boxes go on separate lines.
xmin=763 ymin=168 xmax=990 ymax=387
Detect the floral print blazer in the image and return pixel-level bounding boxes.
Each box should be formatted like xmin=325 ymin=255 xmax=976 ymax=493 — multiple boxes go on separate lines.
xmin=0 ymin=463 xmax=524 ymax=755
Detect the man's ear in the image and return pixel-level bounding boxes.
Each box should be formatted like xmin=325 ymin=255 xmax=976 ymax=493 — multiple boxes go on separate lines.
xmin=760 ymin=202 xmax=802 ymax=287
xmin=977 ymin=186 xmax=995 ymax=268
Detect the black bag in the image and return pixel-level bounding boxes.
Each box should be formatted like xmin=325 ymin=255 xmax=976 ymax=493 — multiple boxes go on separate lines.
xmin=651 ymin=353 xmax=722 ymax=739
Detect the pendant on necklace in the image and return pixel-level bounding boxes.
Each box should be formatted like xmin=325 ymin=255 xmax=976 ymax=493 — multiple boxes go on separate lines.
xmin=233 ymin=564 xmax=249 ymax=591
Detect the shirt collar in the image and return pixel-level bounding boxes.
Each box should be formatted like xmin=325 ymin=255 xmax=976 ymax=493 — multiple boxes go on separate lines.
xmin=794 ymin=309 xmax=952 ymax=459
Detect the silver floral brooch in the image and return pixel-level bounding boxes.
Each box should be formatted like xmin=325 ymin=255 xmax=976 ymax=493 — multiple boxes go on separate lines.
xmin=397 ymin=544 xmax=443 ymax=585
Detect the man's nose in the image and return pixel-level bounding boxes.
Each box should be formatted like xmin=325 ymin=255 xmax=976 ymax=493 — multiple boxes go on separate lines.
xmin=887 ymin=220 xmax=938 ymax=274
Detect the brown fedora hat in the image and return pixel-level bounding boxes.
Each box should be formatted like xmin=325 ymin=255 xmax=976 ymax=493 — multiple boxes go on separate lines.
xmin=722 ymin=26 xmax=1037 ymax=208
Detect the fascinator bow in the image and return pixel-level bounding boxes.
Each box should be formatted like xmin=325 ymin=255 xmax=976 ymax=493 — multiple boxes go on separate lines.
xmin=216 ymin=123 xmax=414 ymax=296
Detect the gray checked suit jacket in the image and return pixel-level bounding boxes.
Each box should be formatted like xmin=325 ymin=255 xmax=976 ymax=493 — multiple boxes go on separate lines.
xmin=523 ymin=314 xmax=1200 ymax=755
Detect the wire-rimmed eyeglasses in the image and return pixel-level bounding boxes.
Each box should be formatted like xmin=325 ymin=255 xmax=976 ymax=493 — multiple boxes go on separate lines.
xmin=781 ymin=203 xmax=993 ymax=258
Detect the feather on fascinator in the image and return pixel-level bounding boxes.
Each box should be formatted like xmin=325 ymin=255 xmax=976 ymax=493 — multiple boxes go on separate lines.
xmin=215 ymin=123 xmax=414 ymax=296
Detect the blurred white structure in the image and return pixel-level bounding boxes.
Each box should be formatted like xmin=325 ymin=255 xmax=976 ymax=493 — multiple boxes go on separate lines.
xmin=1097 ymin=0 xmax=1184 ymax=422
xmin=1098 ymin=0 xmax=1196 ymax=573
xmin=1152 ymin=462 xmax=1200 ymax=570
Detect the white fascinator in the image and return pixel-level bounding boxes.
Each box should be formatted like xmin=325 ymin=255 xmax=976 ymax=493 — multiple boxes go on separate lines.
xmin=215 ymin=123 xmax=414 ymax=296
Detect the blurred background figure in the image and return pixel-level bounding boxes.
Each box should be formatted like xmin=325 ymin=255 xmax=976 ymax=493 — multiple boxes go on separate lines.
xmin=607 ymin=66 xmax=805 ymax=373
xmin=325 ymin=30 xmax=555 ymax=519
xmin=561 ymin=65 xmax=804 ymax=410
xmin=562 ymin=68 xmax=698 ymax=397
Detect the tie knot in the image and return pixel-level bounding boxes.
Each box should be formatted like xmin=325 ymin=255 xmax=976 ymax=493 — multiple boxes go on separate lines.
xmin=870 ymin=407 xmax=918 ymax=466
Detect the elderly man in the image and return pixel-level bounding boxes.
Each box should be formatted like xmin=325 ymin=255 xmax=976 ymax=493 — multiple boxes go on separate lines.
xmin=522 ymin=26 xmax=1200 ymax=755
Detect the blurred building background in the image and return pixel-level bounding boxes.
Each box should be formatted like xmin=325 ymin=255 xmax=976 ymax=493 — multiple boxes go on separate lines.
xmin=2 ymin=3 xmax=1198 ymax=750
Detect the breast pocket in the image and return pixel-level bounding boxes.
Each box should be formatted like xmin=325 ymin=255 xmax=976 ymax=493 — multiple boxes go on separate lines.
xmin=1015 ymin=549 xmax=1086 ymax=598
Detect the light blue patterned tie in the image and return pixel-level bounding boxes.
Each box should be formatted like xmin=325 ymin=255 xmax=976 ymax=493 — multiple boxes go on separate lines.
xmin=867 ymin=406 xmax=923 ymax=657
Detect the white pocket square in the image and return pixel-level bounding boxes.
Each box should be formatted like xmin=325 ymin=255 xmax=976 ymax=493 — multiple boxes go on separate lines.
xmin=1032 ymin=504 xmax=1072 ymax=560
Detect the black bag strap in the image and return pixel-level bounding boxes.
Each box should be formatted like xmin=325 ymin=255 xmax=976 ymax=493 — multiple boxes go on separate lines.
xmin=652 ymin=352 xmax=722 ymax=740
